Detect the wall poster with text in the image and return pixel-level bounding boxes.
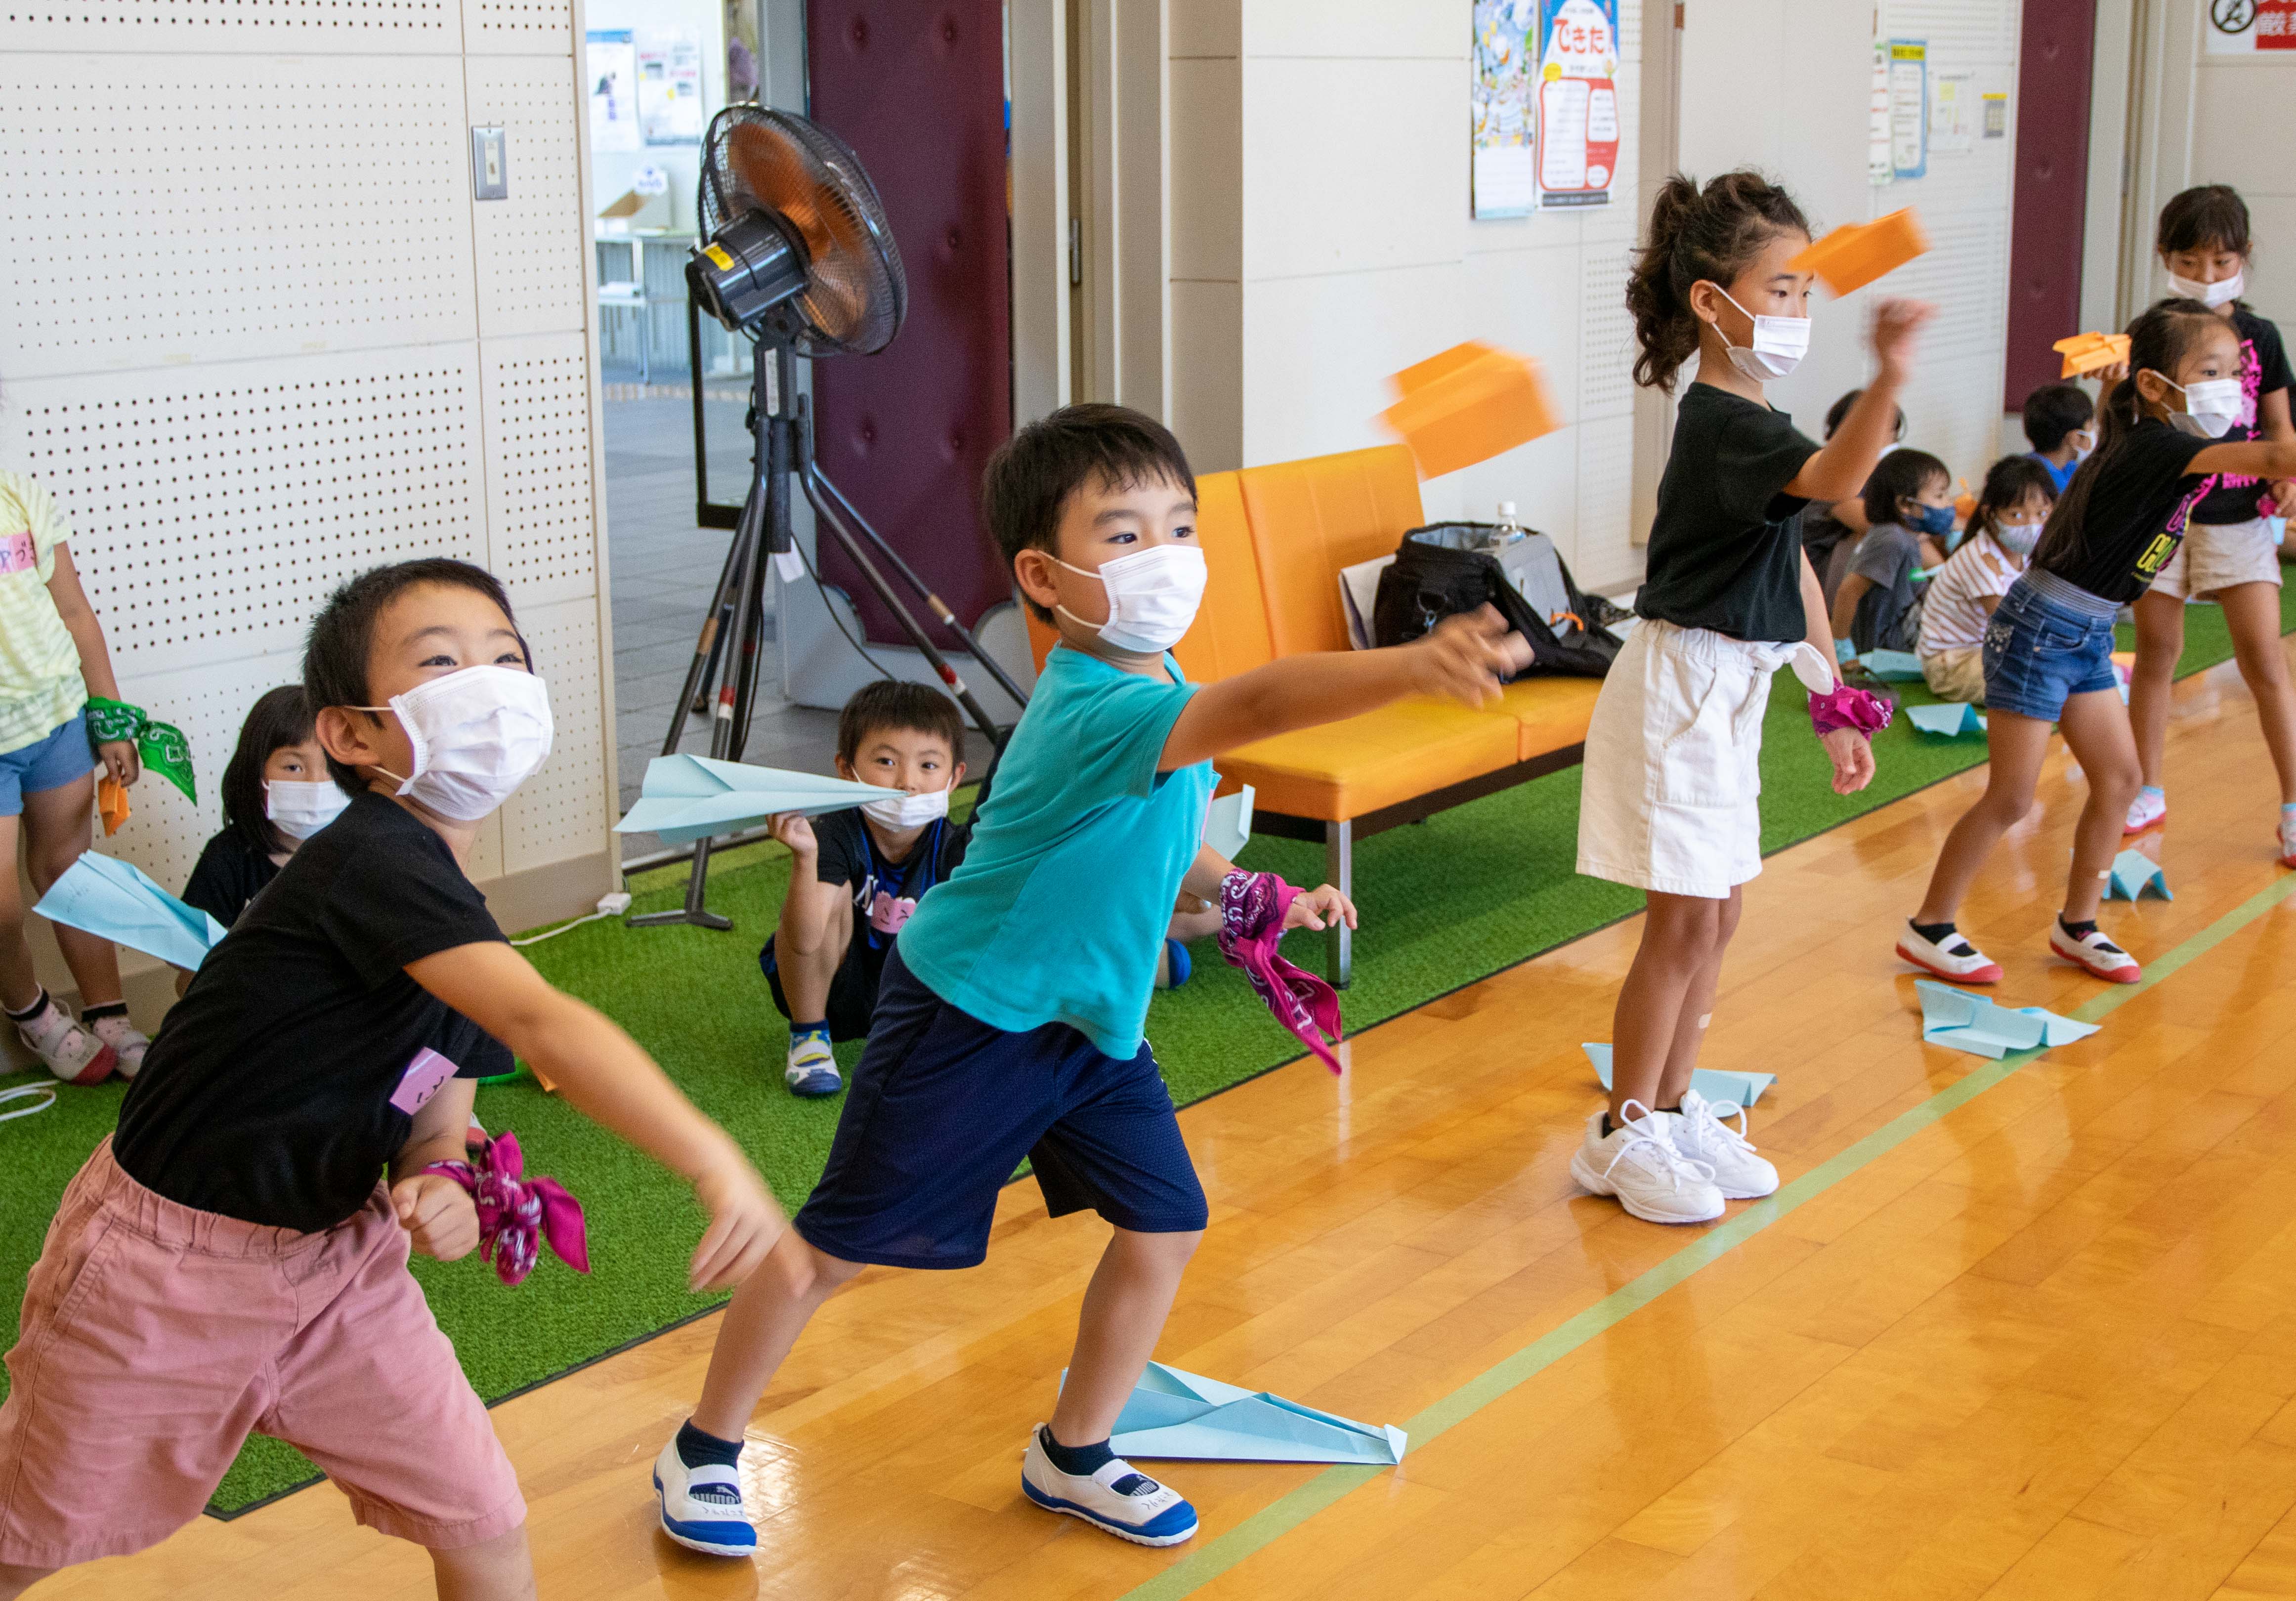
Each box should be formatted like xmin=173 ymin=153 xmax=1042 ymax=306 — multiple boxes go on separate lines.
xmin=1536 ymin=0 xmax=1620 ymax=210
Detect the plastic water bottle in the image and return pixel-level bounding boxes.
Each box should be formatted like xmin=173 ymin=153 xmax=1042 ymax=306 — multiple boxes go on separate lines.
xmin=1484 ymin=501 xmax=1525 ymax=550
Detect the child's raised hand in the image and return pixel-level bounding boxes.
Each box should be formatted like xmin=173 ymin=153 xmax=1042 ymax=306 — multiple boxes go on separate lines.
xmin=2272 ymin=479 xmax=2296 ymax=518
xmin=688 ymin=1152 xmax=785 ymax=1293
xmin=1820 ymin=726 xmax=1876 ymax=796
xmin=1282 ymin=883 xmax=1358 ymax=933
xmin=1410 ymin=605 xmax=1533 ymax=708
xmin=1869 ymin=298 xmax=1936 ymax=381
xmin=766 ymin=811 xmax=816 ymax=856
xmin=392 ymin=1172 xmax=481 ymax=1262
xmin=96 ymin=739 xmax=140 ymax=789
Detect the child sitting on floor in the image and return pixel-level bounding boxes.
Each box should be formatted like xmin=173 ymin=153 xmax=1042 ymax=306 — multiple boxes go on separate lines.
xmin=1803 ymin=388 xmax=1908 ymax=595
xmin=761 ymin=679 xmax=971 ymax=1097
xmin=181 ymin=685 xmax=343 ymax=930
xmin=1916 ymin=456 xmax=2054 ymax=703
xmin=1830 ymin=447 xmax=1954 ymax=656
xmin=2023 ymin=381 xmax=2096 ymax=496
xmin=0 ymin=558 xmax=781 ymax=1601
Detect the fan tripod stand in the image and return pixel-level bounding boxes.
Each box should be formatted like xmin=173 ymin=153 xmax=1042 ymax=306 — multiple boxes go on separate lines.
xmin=629 ymin=339 xmax=1029 ymax=930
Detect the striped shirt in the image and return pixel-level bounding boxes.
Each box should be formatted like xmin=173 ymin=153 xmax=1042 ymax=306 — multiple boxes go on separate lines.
xmin=1919 ymin=533 xmax=2025 ymax=656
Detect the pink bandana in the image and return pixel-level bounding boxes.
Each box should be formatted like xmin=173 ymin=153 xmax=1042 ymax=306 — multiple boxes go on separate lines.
xmin=423 ymin=1130 xmax=590 ymax=1287
xmin=1217 ymin=871 xmax=1345 ymax=1072
xmin=1809 ymin=682 xmax=1893 ymax=740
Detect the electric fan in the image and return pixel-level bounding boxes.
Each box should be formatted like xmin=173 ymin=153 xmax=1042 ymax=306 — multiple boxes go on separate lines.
xmin=635 ymin=106 xmax=1025 ymax=931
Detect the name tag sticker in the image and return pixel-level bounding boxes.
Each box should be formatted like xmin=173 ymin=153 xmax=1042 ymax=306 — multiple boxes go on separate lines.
xmin=0 ymin=532 xmax=35 ymax=575
xmin=389 ymin=1047 xmax=458 ymax=1115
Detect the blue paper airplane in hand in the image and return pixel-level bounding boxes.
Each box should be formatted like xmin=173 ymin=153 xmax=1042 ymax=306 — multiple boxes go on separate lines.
xmin=1584 ymin=1043 xmax=1774 ymax=1109
xmin=36 ymin=851 xmax=227 ymax=973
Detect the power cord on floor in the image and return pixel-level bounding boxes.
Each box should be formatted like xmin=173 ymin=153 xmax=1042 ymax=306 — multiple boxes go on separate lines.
xmin=510 ymin=892 xmax=635 ymax=947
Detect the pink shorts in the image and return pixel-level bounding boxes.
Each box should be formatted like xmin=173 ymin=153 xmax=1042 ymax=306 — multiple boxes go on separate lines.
xmin=0 ymin=1139 xmax=524 ymax=1567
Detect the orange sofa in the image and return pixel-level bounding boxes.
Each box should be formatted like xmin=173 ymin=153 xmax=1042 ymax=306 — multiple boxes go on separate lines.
xmin=1027 ymin=443 xmax=1603 ymax=984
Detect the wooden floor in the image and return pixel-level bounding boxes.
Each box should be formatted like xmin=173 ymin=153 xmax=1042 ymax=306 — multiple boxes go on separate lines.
xmin=45 ymin=643 xmax=2296 ymax=1601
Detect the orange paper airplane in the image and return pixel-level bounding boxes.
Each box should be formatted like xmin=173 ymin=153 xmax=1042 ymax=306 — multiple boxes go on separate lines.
xmin=2053 ymin=331 xmax=2130 ymax=379
xmin=96 ymin=777 xmax=129 ymax=837
xmin=1380 ymin=342 xmax=1561 ymax=479
xmin=1788 ymin=209 xmax=1930 ymax=297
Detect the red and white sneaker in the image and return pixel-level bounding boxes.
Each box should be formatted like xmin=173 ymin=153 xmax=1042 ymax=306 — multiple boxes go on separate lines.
xmin=87 ymin=1013 xmax=149 ymax=1080
xmin=2278 ymin=811 xmax=2296 ymax=870
xmin=2125 ymin=789 xmax=2167 ymax=834
xmin=16 ymin=997 xmax=117 ymax=1086
xmin=2050 ymin=920 xmax=2141 ymax=984
xmin=1896 ymin=920 xmax=2002 ymax=984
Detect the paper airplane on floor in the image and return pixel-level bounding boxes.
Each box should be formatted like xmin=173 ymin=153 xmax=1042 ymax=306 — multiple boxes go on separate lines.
xmin=36 ymin=851 xmax=227 ymax=972
xmin=1583 ymin=1043 xmax=1775 ymax=1109
xmin=1858 ymin=650 xmax=1924 ymax=682
xmin=1906 ymin=702 xmax=1986 ymax=737
xmin=1916 ymin=980 xmax=2100 ymax=1060
xmin=2104 ymin=850 xmax=2171 ymax=902
xmin=1092 ymin=1363 xmax=1407 ymax=1465
xmin=613 ymin=755 xmax=891 ymax=844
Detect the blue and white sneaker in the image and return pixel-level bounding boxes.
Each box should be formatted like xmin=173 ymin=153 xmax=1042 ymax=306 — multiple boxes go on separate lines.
xmin=784 ymin=1033 xmax=841 ymax=1098
xmin=651 ymin=1435 xmax=756 ymax=1557
xmin=1020 ymin=1428 xmax=1197 ymax=1547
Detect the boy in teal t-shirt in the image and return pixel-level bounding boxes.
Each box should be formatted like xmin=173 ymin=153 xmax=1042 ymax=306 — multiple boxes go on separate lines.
xmin=653 ymin=404 xmax=1530 ymax=1555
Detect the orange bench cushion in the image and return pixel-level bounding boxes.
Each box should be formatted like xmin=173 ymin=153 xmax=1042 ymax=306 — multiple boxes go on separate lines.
xmin=1237 ymin=444 xmax=1423 ymax=658
xmin=1492 ymin=675 xmax=1602 ymax=761
xmin=1218 ymin=697 xmax=1521 ymax=820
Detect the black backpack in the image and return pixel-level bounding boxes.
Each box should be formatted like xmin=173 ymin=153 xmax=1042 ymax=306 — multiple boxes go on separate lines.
xmin=1371 ymin=523 xmax=1626 ymax=678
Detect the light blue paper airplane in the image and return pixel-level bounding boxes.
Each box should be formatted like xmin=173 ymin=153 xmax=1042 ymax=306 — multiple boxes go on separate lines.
xmin=1916 ymin=980 xmax=2100 ymax=1060
xmin=36 ymin=851 xmax=227 ymax=972
xmin=1203 ymin=784 xmax=1255 ymax=862
xmin=614 ymin=755 xmax=890 ymax=844
xmin=1093 ymin=1363 xmax=1406 ymax=1465
xmin=1858 ymin=649 xmax=1925 ymax=681
xmin=2104 ymin=850 xmax=2170 ymax=901
xmin=1583 ymin=1043 xmax=1775 ymax=1109
xmin=1906 ymin=701 xmax=1986 ymax=737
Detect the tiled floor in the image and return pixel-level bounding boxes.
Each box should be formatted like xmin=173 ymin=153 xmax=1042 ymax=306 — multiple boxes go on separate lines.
xmin=603 ymin=397 xmax=839 ymax=860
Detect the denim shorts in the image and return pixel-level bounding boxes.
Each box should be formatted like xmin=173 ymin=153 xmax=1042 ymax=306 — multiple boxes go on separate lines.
xmin=0 ymin=709 xmax=93 ymax=816
xmin=1981 ymin=572 xmax=2120 ymax=722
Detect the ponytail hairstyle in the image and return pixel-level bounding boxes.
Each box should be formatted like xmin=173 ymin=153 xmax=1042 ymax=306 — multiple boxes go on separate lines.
xmin=1970 ymin=454 xmax=2057 ymax=545
xmin=1626 ymin=171 xmax=1811 ymax=392
xmin=2032 ymin=297 xmax=2222 ymax=572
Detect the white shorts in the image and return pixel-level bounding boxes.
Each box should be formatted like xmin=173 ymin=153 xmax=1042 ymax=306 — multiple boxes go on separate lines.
xmin=2151 ymin=517 xmax=2283 ymax=601
xmin=1576 ymin=620 xmax=1807 ymax=899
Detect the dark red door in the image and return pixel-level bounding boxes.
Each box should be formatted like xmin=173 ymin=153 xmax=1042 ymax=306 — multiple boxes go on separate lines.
xmin=2004 ymin=0 xmax=2097 ymax=412
xmin=806 ymin=1 xmax=1013 ymax=641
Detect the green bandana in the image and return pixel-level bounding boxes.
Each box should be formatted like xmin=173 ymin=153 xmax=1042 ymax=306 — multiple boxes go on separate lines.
xmin=84 ymin=697 xmax=197 ymax=804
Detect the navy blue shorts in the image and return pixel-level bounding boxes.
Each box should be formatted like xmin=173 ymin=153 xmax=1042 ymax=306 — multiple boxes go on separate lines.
xmin=792 ymin=947 xmax=1208 ymax=1269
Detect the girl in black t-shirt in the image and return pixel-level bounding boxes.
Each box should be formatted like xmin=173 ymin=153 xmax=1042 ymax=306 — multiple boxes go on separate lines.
xmin=179 ymin=686 xmax=343 ymax=943
xmin=1902 ymin=298 xmax=2296 ymax=990
xmin=2126 ymin=185 xmax=2296 ymax=848
xmin=1571 ymin=170 xmax=1927 ymax=1227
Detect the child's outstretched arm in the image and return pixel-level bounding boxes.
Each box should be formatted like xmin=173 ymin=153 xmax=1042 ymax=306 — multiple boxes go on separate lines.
xmin=408 ymin=942 xmax=783 ymax=1291
xmin=1179 ymin=844 xmax=1356 ymax=933
xmin=1158 ymin=606 xmax=1531 ymax=772
xmin=2189 ymin=437 xmax=2296 ymax=483
xmin=45 ymin=544 xmax=138 ymax=788
xmin=1785 ymin=299 xmax=1936 ymax=503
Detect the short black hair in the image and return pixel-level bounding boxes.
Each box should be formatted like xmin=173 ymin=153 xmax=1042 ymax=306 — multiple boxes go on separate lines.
xmin=1823 ymin=388 xmax=1907 ymax=441
xmin=2021 ymin=382 xmax=2095 ymax=453
xmin=2158 ymin=184 xmax=2251 ymax=259
xmin=836 ymin=678 xmax=964 ymax=768
xmin=220 ymin=685 xmax=316 ymax=857
xmin=1862 ymin=447 xmax=1951 ymax=529
xmin=303 ymin=558 xmax=521 ymax=793
xmin=982 ymin=403 xmax=1195 ymax=622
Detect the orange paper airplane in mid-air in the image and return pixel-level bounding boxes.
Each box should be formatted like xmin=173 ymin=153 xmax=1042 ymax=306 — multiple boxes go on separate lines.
xmin=1379 ymin=342 xmax=1561 ymax=479
xmin=1788 ymin=209 xmax=1930 ymax=297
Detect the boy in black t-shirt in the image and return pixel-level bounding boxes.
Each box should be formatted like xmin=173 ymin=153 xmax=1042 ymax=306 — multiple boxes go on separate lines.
xmin=0 ymin=559 xmax=781 ymax=1597
xmin=760 ymin=680 xmax=970 ymax=1097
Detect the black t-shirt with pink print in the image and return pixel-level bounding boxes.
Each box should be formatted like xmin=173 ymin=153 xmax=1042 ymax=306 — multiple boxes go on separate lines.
xmin=2189 ymin=306 xmax=2293 ymax=528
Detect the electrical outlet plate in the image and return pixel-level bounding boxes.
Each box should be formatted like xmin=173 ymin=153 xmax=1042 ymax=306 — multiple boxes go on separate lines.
xmin=471 ymin=126 xmax=508 ymax=201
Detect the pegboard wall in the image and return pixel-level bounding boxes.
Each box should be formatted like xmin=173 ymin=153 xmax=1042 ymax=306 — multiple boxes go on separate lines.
xmin=4 ymin=0 xmax=612 ymax=981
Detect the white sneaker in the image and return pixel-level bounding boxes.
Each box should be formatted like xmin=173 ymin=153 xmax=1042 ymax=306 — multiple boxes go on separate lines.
xmin=1020 ymin=1427 xmax=1197 ymax=1547
xmin=2050 ymin=919 xmax=2141 ymax=983
xmin=1568 ymin=1101 xmax=1725 ymax=1224
xmin=2279 ymin=811 xmax=2296 ymax=869
xmin=86 ymin=1013 xmax=149 ymax=1080
xmin=1668 ymin=1090 xmax=1779 ymax=1200
xmin=16 ymin=998 xmax=116 ymax=1087
xmin=1895 ymin=920 xmax=2002 ymax=984
xmin=651 ymin=1435 xmax=756 ymax=1558
xmin=2126 ymin=788 xmax=2167 ymax=834
xmin=784 ymin=1032 xmax=841 ymax=1098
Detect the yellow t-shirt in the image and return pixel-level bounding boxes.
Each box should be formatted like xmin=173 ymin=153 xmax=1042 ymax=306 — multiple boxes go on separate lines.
xmin=0 ymin=473 xmax=89 ymax=756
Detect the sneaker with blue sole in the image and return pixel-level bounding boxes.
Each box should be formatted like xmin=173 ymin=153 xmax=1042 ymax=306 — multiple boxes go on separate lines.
xmin=1020 ymin=1428 xmax=1197 ymax=1547
xmin=651 ymin=1436 xmax=757 ymax=1557
xmin=784 ymin=1033 xmax=841 ymax=1098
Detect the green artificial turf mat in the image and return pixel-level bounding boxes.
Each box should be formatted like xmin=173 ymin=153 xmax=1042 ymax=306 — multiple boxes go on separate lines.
xmin=2 ymin=585 xmax=2290 ymax=1516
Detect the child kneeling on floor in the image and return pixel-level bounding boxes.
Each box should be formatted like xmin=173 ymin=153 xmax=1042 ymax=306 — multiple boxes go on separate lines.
xmin=0 ymin=559 xmax=781 ymax=1601
xmin=1829 ymin=446 xmax=1954 ymax=657
xmin=1915 ymin=456 xmax=2054 ymax=703
xmin=760 ymin=678 xmax=971 ymax=1097
xmin=654 ymin=403 xmax=1529 ymax=1555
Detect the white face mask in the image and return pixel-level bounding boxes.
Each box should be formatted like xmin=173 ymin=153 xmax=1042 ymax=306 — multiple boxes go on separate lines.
xmin=264 ymin=778 xmax=351 ymax=841
xmin=357 ymin=665 xmax=554 ymax=821
xmin=2167 ymin=266 xmax=2243 ymax=308
xmin=1055 ymin=544 xmax=1208 ymax=655
xmin=860 ymin=786 xmax=949 ymax=830
xmin=2161 ymin=374 xmax=2244 ymax=439
xmin=1711 ymin=286 xmax=1810 ymax=381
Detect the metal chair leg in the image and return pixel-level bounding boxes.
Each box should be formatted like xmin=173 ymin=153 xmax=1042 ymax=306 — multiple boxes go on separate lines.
xmin=1325 ymin=819 xmax=1353 ymax=989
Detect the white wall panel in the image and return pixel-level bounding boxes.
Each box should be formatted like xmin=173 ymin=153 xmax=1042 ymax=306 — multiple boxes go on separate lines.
xmin=464 ymin=0 xmax=572 ymax=53
xmin=482 ymin=332 xmax=598 ymax=606
xmin=468 ymin=55 xmax=590 ymax=337
xmin=6 ymin=0 xmax=460 ymax=55
xmin=0 ymin=56 xmax=477 ymax=379
xmin=499 ymin=595 xmax=607 ymax=874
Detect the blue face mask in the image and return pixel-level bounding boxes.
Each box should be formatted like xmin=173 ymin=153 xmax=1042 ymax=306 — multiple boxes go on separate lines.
xmin=1909 ymin=502 xmax=1957 ymax=537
